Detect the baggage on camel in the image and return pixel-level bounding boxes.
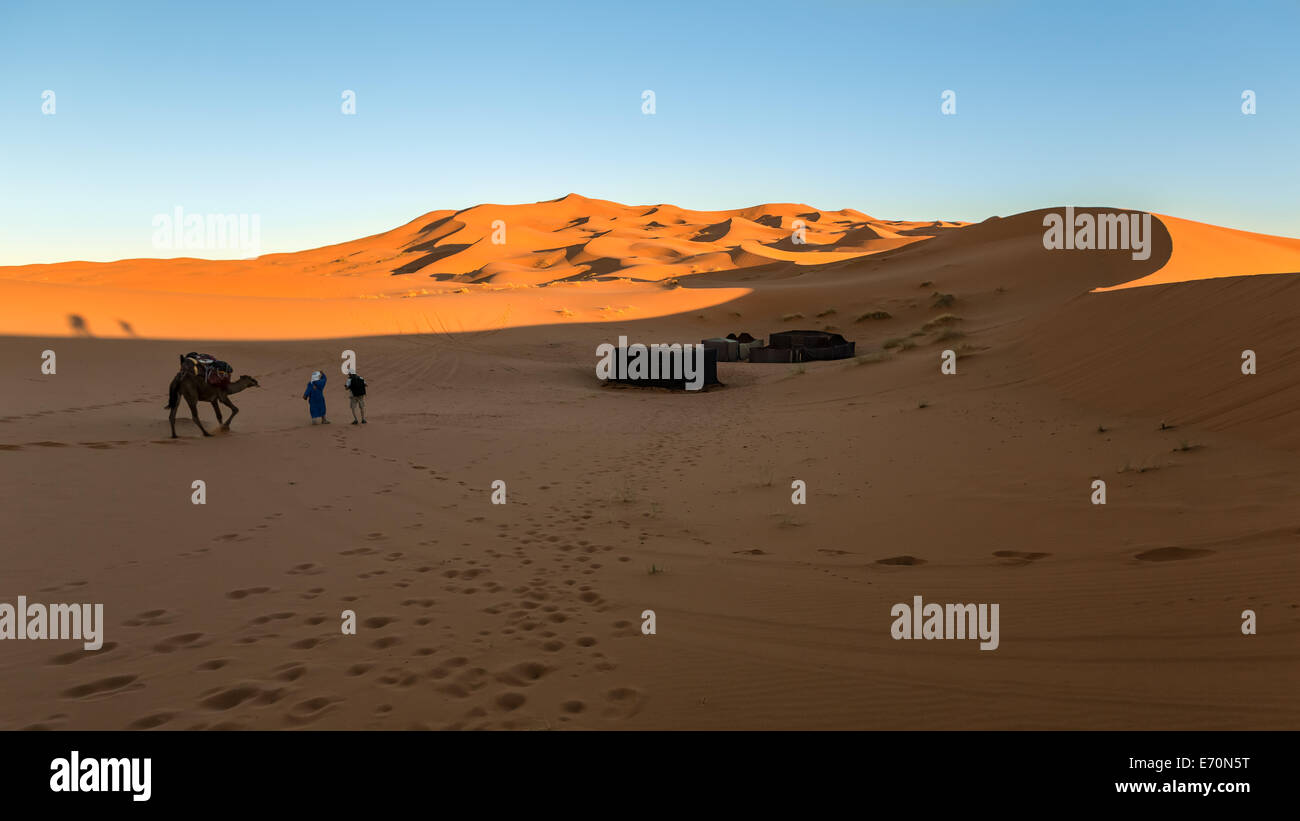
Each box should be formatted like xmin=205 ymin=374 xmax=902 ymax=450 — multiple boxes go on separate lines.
xmin=180 ymin=352 xmax=234 ymax=387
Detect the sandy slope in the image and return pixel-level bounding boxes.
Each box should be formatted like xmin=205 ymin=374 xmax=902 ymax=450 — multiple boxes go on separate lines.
xmin=0 ymin=194 xmax=946 ymax=340
xmin=1095 ymin=214 xmax=1300 ymax=291
xmin=0 ymin=199 xmax=1298 ymax=730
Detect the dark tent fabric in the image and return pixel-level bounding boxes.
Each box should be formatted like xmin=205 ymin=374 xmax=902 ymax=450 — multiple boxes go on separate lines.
xmin=718 ymin=331 xmax=764 ymax=360
xmin=603 ymin=345 xmax=720 ymax=390
xmin=701 ymin=337 xmax=740 ymax=362
xmin=748 ymin=346 xmax=797 ymax=363
xmin=748 ymin=330 xmax=855 ymax=362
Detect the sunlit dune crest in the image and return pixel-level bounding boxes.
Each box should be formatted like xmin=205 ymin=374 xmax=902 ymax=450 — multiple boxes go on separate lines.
xmin=4 ymin=196 xmax=1299 ymax=341
xmin=1096 ymin=213 xmax=1300 ymax=291
xmin=0 ymin=194 xmax=955 ymax=340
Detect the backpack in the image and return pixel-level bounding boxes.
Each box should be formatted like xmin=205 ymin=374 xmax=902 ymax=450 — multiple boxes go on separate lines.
xmin=348 ymin=375 xmax=367 ymax=396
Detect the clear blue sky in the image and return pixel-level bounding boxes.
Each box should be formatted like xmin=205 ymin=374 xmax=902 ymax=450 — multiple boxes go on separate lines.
xmin=2 ymin=0 xmax=1297 ymax=265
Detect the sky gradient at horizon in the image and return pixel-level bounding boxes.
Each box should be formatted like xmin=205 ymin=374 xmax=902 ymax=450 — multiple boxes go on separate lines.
xmin=2 ymin=0 xmax=1297 ymax=265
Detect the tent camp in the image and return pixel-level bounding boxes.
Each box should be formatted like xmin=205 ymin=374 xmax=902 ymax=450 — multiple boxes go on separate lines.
xmin=747 ymin=330 xmax=856 ymax=363
xmin=601 ymin=344 xmax=720 ymax=390
xmin=702 ymin=333 xmax=765 ymax=362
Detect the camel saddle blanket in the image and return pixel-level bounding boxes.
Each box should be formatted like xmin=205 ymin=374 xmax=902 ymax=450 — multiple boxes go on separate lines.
xmin=182 ymin=352 xmax=232 ymax=385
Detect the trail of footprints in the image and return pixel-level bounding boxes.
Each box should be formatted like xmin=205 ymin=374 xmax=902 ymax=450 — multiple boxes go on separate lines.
xmin=44 ymin=491 xmax=646 ymax=728
xmin=29 ymin=411 xmax=1272 ymax=732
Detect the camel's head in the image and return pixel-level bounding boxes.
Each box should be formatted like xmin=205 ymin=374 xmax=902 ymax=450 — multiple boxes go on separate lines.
xmin=239 ymin=375 xmax=260 ymax=388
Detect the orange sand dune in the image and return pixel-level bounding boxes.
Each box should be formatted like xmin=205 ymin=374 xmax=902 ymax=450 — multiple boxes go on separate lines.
xmin=1096 ymin=213 xmax=1300 ymax=291
xmin=4 ymin=197 xmax=1299 ymax=343
xmin=0 ymin=194 xmax=953 ymax=340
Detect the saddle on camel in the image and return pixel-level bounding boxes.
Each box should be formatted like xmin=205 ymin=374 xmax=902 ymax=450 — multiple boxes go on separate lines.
xmin=181 ymin=352 xmax=234 ymax=387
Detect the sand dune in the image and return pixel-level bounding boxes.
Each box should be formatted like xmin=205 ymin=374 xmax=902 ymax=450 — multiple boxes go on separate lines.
xmin=2 ymin=197 xmax=1298 ymax=730
xmin=1095 ymin=213 xmax=1300 ymax=291
xmin=0 ymin=194 xmax=951 ymax=340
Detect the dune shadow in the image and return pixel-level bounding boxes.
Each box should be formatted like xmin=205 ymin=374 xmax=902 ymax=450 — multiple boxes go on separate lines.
xmin=392 ymin=244 xmax=473 ymax=275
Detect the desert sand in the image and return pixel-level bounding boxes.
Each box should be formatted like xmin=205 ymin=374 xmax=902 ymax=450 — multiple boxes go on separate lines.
xmin=1 ymin=197 xmax=1297 ymax=729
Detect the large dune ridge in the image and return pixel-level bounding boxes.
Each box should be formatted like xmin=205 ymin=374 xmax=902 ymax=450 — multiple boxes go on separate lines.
xmin=1 ymin=198 xmax=1299 ymax=730
xmin=0 ymin=194 xmax=954 ymax=340
xmin=3 ymin=197 xmax=1297 ymax=342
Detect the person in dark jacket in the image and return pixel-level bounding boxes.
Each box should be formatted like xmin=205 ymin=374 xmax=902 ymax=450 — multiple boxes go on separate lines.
xmin=303 ymin=370 xmax=329 ymax=424
xmin=344 ymin=369 xmax=368 ymax=424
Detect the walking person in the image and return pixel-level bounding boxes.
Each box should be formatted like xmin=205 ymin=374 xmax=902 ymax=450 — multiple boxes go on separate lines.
xmin=345 ymin=369 xmax=368 ymax=424
xmin=303 ymin=370 xmax=329 ymax=424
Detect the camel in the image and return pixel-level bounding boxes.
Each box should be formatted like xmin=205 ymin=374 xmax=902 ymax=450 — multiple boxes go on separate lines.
xmin=164 ymin=362 xmax=260 ymax=438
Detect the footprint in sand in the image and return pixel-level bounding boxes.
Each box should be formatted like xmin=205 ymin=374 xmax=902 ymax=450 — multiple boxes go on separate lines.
xmin=993 ymin=550 xmax=1051 ymax=566
xmin=494 ymin=692 xmax=527 ymax=712
xmin=284 ymin=691 xmax=338 ymax=722
xmin=122 ymin=608 xmax=176 ymax=627
xmin=494 ymin=661 xmax=551 ymax=687
xmin=199 ymin=683 xmax=274 ymax=711
xmin=610 ymin=620 xmax=638 ymax=638
xmin=20 ymin=714 xmax=70 ymax=730
xmin=435 ymin=682 xmax=470 ymax=698
xmin=152 ymin=632 xmax=206 ymax=653
xmin=251 ymin=612 xmax=296 ymax=625
xmin=127 ymin=713 xmax=174 ymax=729
xmin=602 ymin=686 xmax=645 ymax=719
xmin=273 ymin=663 xmax=308 ymax=682
xmin=226 ymin=587 xmax=271 ymax=600
xmin=377 ymin=670 xmax=419 ymax=688
xmin=48 ymin=642 xmax=118 ymax=664
xmin=62 ymin=675 xmax=141 ymax=700
xmin=1135 ymin=546 xmax=1214 ymax=562
xmin=876 ymin=555 xmax=926 ymax=566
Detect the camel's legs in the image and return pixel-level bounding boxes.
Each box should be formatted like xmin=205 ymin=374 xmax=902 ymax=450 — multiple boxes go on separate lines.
xmin=169 ymin=401 xmax=179 ymax=438
xmin=219 ymin=395 xmax=238 ymax=428
xmin=211 ymin=399 xmax=224 ymax=426
xmin=186 ymin=395 xmax=212 ymax=437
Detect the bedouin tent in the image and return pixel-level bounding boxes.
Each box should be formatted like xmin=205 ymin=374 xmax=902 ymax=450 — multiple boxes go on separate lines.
xmin=702 ymin=333 xmax=767 ymax=362
xmin=603 ymin=345 xmax=720 ymax=389
xmin=701 ymin=337 xmax=740 ymax=362
xmin=747 ymin=330 xmax=856 ymax=363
